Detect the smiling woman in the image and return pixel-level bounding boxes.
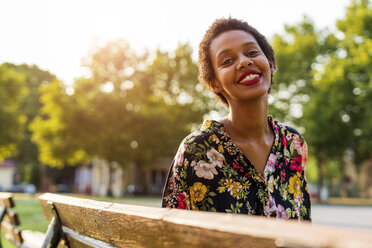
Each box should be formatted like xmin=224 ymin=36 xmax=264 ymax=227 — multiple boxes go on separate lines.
xmin=162 ymin=18 xmax=311 ymax=221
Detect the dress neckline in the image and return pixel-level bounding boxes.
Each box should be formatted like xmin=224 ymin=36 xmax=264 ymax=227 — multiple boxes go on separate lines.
xmin=203 ymin=116 xmax=279 ymax=182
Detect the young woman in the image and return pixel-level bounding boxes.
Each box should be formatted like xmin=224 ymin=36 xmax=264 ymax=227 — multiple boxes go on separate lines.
xmin=162 ymin=18 xmax=311 ymax=221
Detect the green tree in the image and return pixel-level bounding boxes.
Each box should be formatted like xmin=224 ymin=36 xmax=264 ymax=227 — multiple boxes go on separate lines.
xmin=307 ymin=0 xmax=372 ymax=194
xmin=0 ymin=63 xmax=27 ymax=160
xmin=31 ymin=40 xmax=209 ymax=195
xmin=271 ymin=18 xmax=339 ymax=197
xmin=5 ymin=63 xmax=56 ymax=186
xmin=30 ymin=79 xmax=89 ymax=167
xmin=271 ymin=0 xmax=372 ymax=198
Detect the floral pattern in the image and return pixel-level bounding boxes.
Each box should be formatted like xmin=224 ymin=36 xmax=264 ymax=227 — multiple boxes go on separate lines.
xmin=162 ymin=116 xmax=311 ymax=221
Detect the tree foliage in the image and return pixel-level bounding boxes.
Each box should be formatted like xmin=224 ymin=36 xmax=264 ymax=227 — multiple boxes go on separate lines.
xmin=310 ymin=0 xmax=372 ymax=165
xmin=271 ymin=0 xmax=371 ymax=197
xmin=0 ymin=63 xmax=27 ymax=160
xmin=30 ymin=40 xmax=209 ymax=182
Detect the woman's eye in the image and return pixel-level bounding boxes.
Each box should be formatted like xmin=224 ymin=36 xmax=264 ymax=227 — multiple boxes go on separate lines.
xmin=222 ymin=59 xmax=233 ymax=66
xmin=246 ymin=50 xmax=259 ymax=56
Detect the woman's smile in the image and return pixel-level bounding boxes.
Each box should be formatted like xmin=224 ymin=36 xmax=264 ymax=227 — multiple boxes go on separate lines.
xmin=237 ymin=69 xmax=262 ymax=86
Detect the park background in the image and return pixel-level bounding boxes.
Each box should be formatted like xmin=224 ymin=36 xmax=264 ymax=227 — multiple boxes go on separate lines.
xmin=0 ymin=0 xmax=372 ymax=242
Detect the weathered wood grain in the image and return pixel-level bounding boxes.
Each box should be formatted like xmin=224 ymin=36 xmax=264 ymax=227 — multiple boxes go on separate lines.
xmin=39 ymin=193 xmax=372 ymax=248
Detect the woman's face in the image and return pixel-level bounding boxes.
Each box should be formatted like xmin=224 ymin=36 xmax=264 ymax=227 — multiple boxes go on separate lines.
xmin=209 ymin=30 xmax=273 ymax=105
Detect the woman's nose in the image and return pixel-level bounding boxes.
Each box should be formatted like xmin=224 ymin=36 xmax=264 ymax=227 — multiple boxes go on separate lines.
xmin=236 ymin=55 xmax=253 ymax=70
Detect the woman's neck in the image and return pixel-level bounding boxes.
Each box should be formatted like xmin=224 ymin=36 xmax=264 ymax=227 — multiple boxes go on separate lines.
xmin=222 ymin=94 xmax=270 ymax=141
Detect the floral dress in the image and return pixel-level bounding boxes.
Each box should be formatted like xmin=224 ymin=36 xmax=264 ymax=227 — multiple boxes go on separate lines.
xmin=162 ymin=116 xmax=311 ymax=221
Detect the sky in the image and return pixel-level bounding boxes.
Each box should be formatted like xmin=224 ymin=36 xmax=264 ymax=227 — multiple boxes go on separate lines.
xmin=0 ymin=0 xmax=352 ymax=86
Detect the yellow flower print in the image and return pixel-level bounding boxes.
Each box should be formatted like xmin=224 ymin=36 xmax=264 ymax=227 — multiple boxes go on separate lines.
xmin=267 ymin=175 xmax=274 ymax=193
xmin=243 ymin=181 xmax=251 ymax=190
xmin=288 ymin=175 xmax=302 ymax=199
xmin=218 ymin=144 xmax=224 ymax=153
xmin=224 ymin=179 xmax=234 ymax=189
xmin=204 ymin=120 xmax=212 ymax=129
xmin=230 ymin=181 xmax=243 ymax=199
xmin=190 ymin=182 xmax=207 ymax=202
xmin=218 ymin=186 xmax=226 ymax=193
xmin=223 ymin=179 xmax=243 ymax=199
xmin=209 ymin=134 xmax=219 ymax=143
xmin=191 ymin=202 xmax=199 ymax=211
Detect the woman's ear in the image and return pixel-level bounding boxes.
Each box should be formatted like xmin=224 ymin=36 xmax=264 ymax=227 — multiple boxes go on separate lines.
xmin=209 ymin=80 xmax=222 ymax=94
xmin=269 ymin=60 xmax=275 ymax=74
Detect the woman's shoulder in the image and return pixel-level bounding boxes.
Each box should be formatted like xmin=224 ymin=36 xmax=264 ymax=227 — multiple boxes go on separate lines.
xmin=182 ymin=119 xmax=224 ymax=146
xmin=270 ymin=117 xmax=305 ymax=141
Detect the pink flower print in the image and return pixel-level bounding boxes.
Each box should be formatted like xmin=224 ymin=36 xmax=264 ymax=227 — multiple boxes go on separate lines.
xmin=289 ymin=156 xmax=303 ymax=174
xmin=233 ymin=162 xmax=240 ymax=170
xmin=264 ymin=196 xmax=277 ymax=216
xmin=266 ymin=153 xmax=276 ymax=171
xmin=206 ymin=148 xmax=225 ymax=168
xmin=280 ymin=170 xmax=286 ymax=183
xmin=292 ymin=134 xmax=302 ymax=151
xmin=177 ymin=193 xmax=186 ymax=209
xmin=300 ymin=141 xmax=308 ymax=169
xmin=295 ymin=205 xmax=301 ymax=217
xmin=282 ymin=134 xmax=288 ymax=148
xmin=276 ymin=204 xmax=287 ymax=219
xmin=194 ymin=161 xmax=218 ymax=180
xmin=175 ymin=143 xmax=185 ymax=166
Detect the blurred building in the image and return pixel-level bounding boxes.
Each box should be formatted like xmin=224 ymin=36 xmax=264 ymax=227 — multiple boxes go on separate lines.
xmin=0 ymin=159 xmax=16 ymax=191
xmin=74 ymin=157 xmax=170 ymax=197
xmin=360 ymin=158 xmax=372 ymax=198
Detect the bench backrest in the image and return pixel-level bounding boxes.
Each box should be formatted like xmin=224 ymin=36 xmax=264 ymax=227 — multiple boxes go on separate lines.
xmin=39 ymin=193 xmax=372 ymax=248
xmin=0 ymin=192 xmax=23 ymax=246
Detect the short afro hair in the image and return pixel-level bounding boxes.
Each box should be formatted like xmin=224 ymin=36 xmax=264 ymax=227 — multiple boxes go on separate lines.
xmin=198 ymin=17 xmax=276 ymax=106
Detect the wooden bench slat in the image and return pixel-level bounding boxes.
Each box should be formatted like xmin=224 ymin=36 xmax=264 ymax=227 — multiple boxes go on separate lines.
xmin=0 ymin=192 xmax=15 ymax=208
xmin=39 ymin=193 xmax=276 ymax=248
xmin=22 ymin=230 xmax=47 ymax=248
xmin=39 ymin=193 xmax=372 ymax=248
xmin=1 ymin=221 xmax=23 ymax=244
xmin=3 ymin=210 xmax=21 ymax=226
xmin=1 ymin=192 xmax=45 ymax=248
xmin=62 ymin=226 xmax=116 ymax=248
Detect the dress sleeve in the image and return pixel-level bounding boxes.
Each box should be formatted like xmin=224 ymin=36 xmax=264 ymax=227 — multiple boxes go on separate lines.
xmin=162 ymin=141 xmax=192 ymax=209
xmin=301 ymin=140 xmax=312 ymax=221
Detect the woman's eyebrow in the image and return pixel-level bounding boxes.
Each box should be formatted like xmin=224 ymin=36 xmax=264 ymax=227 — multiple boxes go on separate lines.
xmin=216 ymin=41 xmax=258 ymax=59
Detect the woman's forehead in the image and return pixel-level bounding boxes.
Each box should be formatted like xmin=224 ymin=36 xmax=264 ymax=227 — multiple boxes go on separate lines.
xmin=210 ymin=30 xmax=258 ymax=57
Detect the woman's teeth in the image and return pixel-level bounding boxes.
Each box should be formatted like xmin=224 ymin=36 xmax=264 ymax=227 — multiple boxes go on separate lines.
xmin=241 ymin=74 xmax=259 ymax=83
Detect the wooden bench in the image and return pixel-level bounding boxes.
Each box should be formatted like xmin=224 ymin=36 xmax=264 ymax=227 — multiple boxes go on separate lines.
xmin=38 ymin=193 xmax=372 ymax=248
xmin=0 ymin=193 xmax=44 ymax=248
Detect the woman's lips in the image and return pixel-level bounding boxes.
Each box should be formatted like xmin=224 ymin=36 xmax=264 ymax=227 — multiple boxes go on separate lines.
xmin=240 ymin=74 xmax=262 ymax=86
xmin=237 ymin=70 xmax=262 ymax=86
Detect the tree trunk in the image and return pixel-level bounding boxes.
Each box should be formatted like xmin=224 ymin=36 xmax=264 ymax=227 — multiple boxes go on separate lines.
xmin=106 ymin=162 xmax=114 ymax=197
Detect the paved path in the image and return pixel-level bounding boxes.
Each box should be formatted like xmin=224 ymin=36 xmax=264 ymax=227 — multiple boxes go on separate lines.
xmin=312 ymin=204 xmax=372 ymax=230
